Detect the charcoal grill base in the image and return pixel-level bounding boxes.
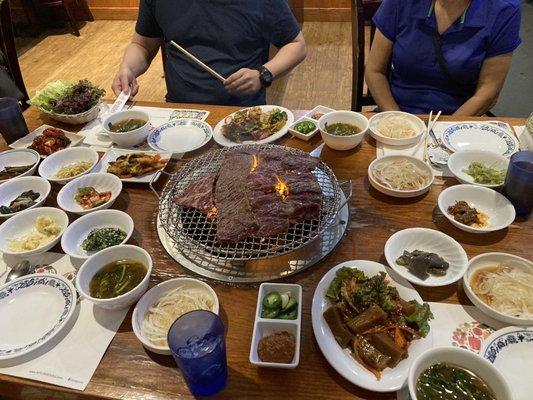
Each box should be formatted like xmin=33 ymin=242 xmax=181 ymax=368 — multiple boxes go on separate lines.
xmin=156 ymin=195 xmax=349 ymax=283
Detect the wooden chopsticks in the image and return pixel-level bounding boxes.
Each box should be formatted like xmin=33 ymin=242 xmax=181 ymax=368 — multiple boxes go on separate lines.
xmin=170 ymin=40 xmax=227 ymax=82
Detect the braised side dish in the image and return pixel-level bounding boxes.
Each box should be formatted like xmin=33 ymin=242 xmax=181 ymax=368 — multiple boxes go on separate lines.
xmin=0 ymin=190 xmax=40 ymax=214
xmin=0 ymin=165 xmax=34 ymax=180
xmin=416 ymin=363 xmax=496 ymax=400
xmin=29 ymin=127 xmax=71 ymax=156
xmin=323 ymin=267 xmax=433 ymax=379
xmin=396 ymin=250 xmax=449 ymax=280
xmin=447 ymin=200 xmax=489 ymax=228
xmin=221 ymin=107 xmax=288 ymax=143
xmin=257 ymin=331 xmax=296 ymax=364
xmin=107 ymin=153 xmax=168 ymax=179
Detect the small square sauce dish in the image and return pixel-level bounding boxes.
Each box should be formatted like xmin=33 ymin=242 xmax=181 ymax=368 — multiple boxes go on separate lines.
xmin=306 ymin=105 xmax=335 ymax=121
xmin=249 ymin=282 xmax=302 ymax=369
xmin=289 ymin=117 xmax=319 ymax=141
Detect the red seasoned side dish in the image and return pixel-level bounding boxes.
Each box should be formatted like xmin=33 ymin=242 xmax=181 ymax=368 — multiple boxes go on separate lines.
xmin=29 ymin=127 xmax=71 ymax=156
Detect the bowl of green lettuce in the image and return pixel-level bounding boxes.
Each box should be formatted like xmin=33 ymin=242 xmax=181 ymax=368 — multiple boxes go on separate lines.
xmin=29 ymin=79 xmax=105 ymax=125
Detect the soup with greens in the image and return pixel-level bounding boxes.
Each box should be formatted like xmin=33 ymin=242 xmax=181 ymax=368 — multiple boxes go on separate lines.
xmin=416 ymin=363 xmax=496 ymax=400
xmin=89 ymin=259 xmax=147 ymax=299
xmin=108 ymin=119 xmax=146 ymax=133
xmin=325 ymin=122 xmax=361 ymax=136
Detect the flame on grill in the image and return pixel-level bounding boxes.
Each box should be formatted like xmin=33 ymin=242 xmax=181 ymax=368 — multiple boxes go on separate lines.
xmin=250 ymin=155 xmax=259 ymax=173
xmin=274 ymin=175 xmax=289 ymax=200
xmin=207 ymin=206 xmax=218 ymax=218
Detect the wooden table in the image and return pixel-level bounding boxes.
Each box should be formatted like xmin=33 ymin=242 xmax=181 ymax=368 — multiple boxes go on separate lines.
xmin=1 ymin=103 xmax=530 ymax=400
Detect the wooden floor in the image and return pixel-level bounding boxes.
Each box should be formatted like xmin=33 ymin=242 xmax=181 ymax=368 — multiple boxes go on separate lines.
xmin=16 ymin=20 xmax=353 ymax=110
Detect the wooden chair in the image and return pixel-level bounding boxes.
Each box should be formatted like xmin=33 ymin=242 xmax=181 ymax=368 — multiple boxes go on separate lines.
xmin=0 ymin=0 xmax=29 ymax=109
xmin=36 ymin=0 xmax=94 ymax=37
xmin=351 ymin=0 xmax=381 ymax=111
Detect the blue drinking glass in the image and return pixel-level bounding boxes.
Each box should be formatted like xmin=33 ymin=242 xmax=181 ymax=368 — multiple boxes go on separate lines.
xmin=0 ymin=97 xmax=28 ymax=144
xmin=502 ymin=151 xmax=533 ymax=219
xmin=167 ymin=310 xmax=228 ymax=397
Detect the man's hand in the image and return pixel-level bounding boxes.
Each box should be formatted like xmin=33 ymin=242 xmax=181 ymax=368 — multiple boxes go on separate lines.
xmin=112 ymin=67 xmax=139 ymax=98
xmin=224 ymin=68 xmax=262 ymax=97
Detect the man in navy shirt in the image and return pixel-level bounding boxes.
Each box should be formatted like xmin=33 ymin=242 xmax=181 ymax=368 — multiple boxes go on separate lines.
xmin=112 ymin=0 xmax=307 ymax=106
xmin=366 ymin=0 xmax=521 ymax=115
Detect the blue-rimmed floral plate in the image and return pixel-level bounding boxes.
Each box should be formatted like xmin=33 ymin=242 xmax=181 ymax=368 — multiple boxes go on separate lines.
xmin=442 ymin=123 xmax=519 ymax=157
xmin=480 ymin=326 xmax=533 ymax=400
xmin=0 ymin=273 xmax=77 ymax=360
xmin=148 ymin=119 xmax=212 ymax=153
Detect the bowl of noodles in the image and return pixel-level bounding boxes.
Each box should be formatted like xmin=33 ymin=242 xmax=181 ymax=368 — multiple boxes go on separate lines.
xmin=463 ymin=252 xmax=533 ymax=325
xmin=132 ymin=277 xmax=219 ymax=354
xmin=368 ymin=155 xmax=434 ymax=198
xmin=368 ymin=111 xmax=425 ymax=146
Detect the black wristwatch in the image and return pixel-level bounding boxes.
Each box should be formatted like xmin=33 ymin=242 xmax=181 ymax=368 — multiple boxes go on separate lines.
xmin=259 ymin=66 xmax=273 ymax=88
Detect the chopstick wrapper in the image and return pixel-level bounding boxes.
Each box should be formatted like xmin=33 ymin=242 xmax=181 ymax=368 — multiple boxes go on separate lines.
xmin=0 ymin=252 xmax=128 ymax=391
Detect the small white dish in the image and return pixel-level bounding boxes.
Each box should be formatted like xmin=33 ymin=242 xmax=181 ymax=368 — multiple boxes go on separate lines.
xmin=92 ymin=148 xmax=171 ymax=183
xmin=0 ymin=176 xmax=51 ymax=218
xmin=132 ymin=278 xmax=219 ymax=355
xmin=57 ymin=173 xmax=122 ymax=215
xmin=249 ymin=282 xmax=302 ymax=369
xmin=408 ymin=347 xmax=512 ymax=400
xmin=212 ymin=105 xmax=294 ymax=147
xmin=311 ymin=260 xmax=433 ymax=392
xmin=0 ymin=207 xmax=69 ymax=256
xmin=318 ymin=111 xmax=369 ymax=151
xmin=368 ymin=155 xmax=434 ymax=198
xmin=38 ymin=147 xmax=99 ymax=185
xmin=368 ymin=111 xmax=425 ymax=146
xmin=442 ymin=122 xmax=519 ymax=157
xmin=76 ymin=244 xmax=152 ymax=310
xmin=148 ymin=118 xmax=212 ymax=153
xmin=61 ymin=209 xmax=133 ymax=259
xmin=463 ymin=252 xmax=533 ymax=326
xmin=384 ymin=228 xmax=469 ymax=287
xmin=0 ymin=273 xmax=77 ymax=360
xmin=480 ymin=326 xmax=533 ymax=400
xmin=102 ymin=109 xmax=150 ymax=148
xmin=305 ymin=105 xmax=335 ymax=121
xmin=447 ymin=150 xmax=509 ymax=188
xmin=438 ymin=184 xmax=516 ymax=233
xmin=9 ymin=124 xmax=84 ymax=157
xmin=0 ymin=148 xmax=40 ymax=183
xmin=288 ymin=117 xmax=319 ymax=141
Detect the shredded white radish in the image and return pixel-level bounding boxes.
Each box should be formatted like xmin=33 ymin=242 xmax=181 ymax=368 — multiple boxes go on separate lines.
xmin=140 ymin=287 xmax=215 ymax=347
xmin=375 ymin=115 xmax=418 ymax=138
xmin=472 ymin=263 xmax=533 ymax=319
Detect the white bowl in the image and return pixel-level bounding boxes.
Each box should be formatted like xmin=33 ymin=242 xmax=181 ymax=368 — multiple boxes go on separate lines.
xmin=368 ymin=155 xmax=434 ymax=198
xmin=76 ymin=244 xmax=152 ymax=310
xmin=0 ymin=207 xmax=69 ymax=256
xmin=408 ymin=347 xmax=512 ymax=400
xmin=448 ymin=150 xmax=509 ymax=188
xmin=0 ymin=176 xmax=51 ymax=218
xmin=438 ymin=184 xmax=516 ymax=233
xmin=57 ymin=173 xmax=122 ymax=215
xmin=0 ymin=148 xmax=40 ymax=183
xmin=102 ymin=109 xmax=150 ymax=148
xmin=463 ymin=252 xmax=533 ymax=326
xmin=61 ymin=209 xmax=134 ymax=259
xmin=384 ymin=228 xmax=469 ymax=287
xmin=132 ymin=278 xmax=219 ymax=355
xmin=318 ymin=111 xmax=369 ymax=151
xmin=368 ymin=111 xmax=425 ymax=146
xmin=38 ymin=147 xmax=99 ymax=185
